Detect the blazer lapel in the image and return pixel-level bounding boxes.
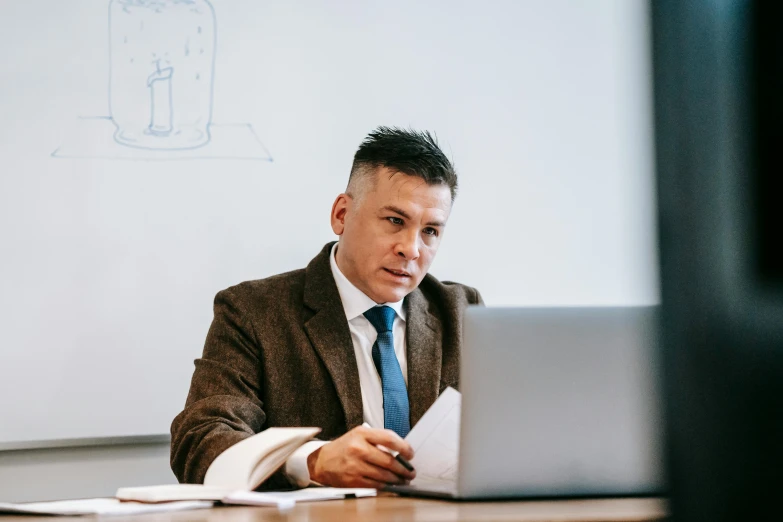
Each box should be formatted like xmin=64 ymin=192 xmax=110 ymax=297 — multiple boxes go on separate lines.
xmin=302 ymin=243 xmax=364 ymax=430
xmin=405 ymin=288 xmax=443 ymax=428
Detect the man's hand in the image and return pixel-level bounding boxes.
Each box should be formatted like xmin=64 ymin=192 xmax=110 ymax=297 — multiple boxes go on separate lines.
xmin=307 ymin=425 xmax=416 ymax=488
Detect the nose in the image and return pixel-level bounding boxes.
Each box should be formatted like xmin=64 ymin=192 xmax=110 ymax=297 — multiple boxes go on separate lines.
xmin=395 ymin=230 xmax=420 ymax=261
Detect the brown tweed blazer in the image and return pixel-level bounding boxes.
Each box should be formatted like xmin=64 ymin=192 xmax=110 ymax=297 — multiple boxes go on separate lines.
xmin=170 ymin=242 xmax=483 ymax=489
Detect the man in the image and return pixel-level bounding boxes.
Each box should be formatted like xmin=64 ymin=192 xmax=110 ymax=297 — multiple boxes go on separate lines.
xmin=170 ymin=127 xmax=483 ymax=489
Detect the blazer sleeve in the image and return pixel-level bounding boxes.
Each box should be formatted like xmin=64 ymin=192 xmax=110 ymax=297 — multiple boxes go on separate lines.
xmin=169 ymin=287 xmax=293 ymax=490
xmin=473 ymin=287 xmax=485 ymax=306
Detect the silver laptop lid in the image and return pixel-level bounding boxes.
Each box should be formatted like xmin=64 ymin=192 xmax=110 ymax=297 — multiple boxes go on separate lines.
xmin=457 ymin=306 xmax=665 ymax=499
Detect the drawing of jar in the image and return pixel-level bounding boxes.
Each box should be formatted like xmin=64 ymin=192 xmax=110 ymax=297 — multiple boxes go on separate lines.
xmin=109 ymin=0 xmax=216 ymax=150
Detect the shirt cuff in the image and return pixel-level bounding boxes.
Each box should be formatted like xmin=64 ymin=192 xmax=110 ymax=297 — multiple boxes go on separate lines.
xmin=284 ymin=440 xmax=329 ymax=488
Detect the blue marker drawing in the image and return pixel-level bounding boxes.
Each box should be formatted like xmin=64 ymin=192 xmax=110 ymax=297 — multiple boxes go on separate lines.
xmin=109 ymin=0 xmax=215 ymax=150
xmin=53 ymin=0 xmax=272 ymax=161
xmin=147 ymin=65 xmax=174 ymax=137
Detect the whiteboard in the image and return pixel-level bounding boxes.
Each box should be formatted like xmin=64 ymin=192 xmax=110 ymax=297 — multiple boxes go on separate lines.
xmin=0 ymin=0 xmax=657 ymax=444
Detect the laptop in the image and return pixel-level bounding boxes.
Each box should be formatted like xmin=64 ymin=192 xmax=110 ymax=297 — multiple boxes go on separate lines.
xmin=388 ymin=306 xmax=665 ymax=500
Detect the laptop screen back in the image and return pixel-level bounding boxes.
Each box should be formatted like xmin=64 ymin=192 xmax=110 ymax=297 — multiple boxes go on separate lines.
xmin=457 ymin=306 xmax=664 ymax=499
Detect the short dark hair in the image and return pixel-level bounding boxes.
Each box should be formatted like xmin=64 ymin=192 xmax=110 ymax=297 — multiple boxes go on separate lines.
xmin=348 ymin=126 xmax=458 ymax=201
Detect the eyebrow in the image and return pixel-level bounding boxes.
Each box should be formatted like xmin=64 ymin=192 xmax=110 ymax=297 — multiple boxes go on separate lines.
xmin=381 ymin=205 xmax=445 ymax=228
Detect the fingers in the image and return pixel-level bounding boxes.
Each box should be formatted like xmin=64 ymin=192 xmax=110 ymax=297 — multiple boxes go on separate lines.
xmin=359 ymin=426 xmax=415 ymax=460
xmin=352 ymin=477 xmax=387 ymax=489
xmin=358 ymin=461 xmax=410 ymax=485
xmin=363 ymin=445 xmax=416 ymax=480
xmin=344 ymin=432 xmax=413 ymax=481
xmin=312 ymin=427 xmax=417 ymax=488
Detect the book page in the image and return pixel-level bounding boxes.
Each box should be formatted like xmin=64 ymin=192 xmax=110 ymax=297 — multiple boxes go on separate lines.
xmin=405 ymin=387 xmax=461 ymax=488
xmin=204 ymin=427 xmax=321 ymax=489
xmin=116 ymin=484 xmax=233 ymax=502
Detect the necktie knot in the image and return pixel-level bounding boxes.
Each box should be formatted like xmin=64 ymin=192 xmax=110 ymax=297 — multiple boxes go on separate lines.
xmin=364 ymin=305 xmax=396 ymax=333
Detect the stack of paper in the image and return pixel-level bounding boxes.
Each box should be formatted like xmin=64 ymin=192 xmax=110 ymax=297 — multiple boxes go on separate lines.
xmin=0 ymin=498 xmax=213 ymax=516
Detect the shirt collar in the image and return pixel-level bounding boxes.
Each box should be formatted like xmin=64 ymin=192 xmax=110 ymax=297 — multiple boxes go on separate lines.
xmin=329 ymin=242 xmax=406 ymax=322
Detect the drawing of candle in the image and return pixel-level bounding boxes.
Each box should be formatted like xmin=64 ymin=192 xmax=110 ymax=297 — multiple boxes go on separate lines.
xmin=147 ymin=65 xmax=174 ymax=136
xmin=109 ymin=0 xmax=216 ymax=150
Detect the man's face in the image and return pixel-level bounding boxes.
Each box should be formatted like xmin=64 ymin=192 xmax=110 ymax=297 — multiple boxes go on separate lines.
xmin=331 ymin=167 xmax=452 ymax=304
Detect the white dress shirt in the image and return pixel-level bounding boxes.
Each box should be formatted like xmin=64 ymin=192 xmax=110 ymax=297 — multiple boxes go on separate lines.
xmin=283 ymin=242 xmax=408 ymax=487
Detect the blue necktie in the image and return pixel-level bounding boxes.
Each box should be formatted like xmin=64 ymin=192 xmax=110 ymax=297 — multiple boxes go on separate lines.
xmin=364 ymin=305 xmax=410 ymax=438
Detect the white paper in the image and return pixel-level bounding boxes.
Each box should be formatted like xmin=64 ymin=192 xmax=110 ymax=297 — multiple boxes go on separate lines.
xmin=0 ymin=498 xmax=213 ymax=516
xmin=220 ymin=492 xmax=295 ymax=510
xmin=222 ymin=487 xmax=376 ymax=507
xmin=405 ymin=387 xmax=461 ymax=488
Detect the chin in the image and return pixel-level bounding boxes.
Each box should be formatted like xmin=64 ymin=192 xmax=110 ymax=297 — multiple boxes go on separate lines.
xmin=378 ymin=286 xmax=411 ymax=304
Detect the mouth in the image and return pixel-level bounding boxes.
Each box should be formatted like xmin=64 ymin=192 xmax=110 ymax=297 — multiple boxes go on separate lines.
xmin=383 ymin=268 xmax=412 ymax=279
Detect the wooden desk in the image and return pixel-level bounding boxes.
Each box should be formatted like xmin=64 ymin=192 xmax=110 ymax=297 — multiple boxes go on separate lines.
xmin=1 ymin=496 xmax=667 ymax=522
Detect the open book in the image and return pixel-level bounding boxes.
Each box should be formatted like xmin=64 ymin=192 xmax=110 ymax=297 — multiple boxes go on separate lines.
xmin=117 ymin=427 xmax=321 ymax=503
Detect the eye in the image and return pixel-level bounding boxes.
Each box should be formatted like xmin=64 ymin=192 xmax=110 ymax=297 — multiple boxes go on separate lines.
xmin=423 ymin=227 xmax=439 ymax=237
xmin=387 ymin=217 xmax=404 ymax=226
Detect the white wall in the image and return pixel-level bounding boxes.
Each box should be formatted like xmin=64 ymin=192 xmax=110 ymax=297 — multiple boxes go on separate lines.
xmin=0 ymin=443 xmax=173 ymax=503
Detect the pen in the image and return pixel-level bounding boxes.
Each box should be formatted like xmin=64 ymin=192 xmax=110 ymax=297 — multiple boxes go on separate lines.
xmin=361 ymin=422 xmax=415 ymax=472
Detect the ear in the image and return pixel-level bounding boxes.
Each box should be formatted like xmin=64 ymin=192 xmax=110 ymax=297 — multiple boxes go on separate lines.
xmin=330 ymin=194 xmax=350 ymax=235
